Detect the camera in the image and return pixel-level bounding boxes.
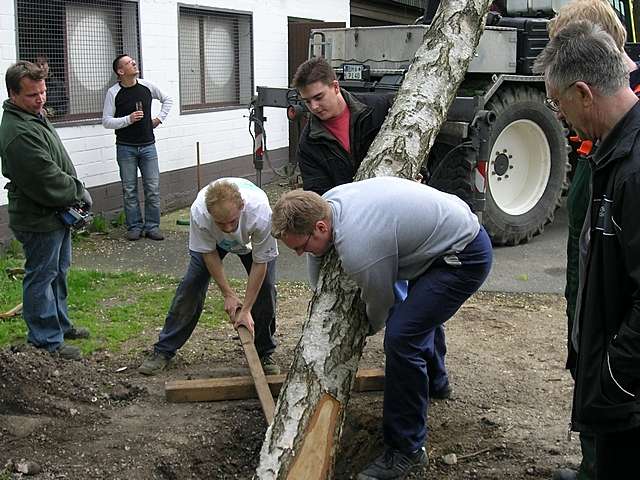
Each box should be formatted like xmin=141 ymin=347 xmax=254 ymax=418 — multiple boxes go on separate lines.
xmin=57 ymin=202 xmax=93 ymax=230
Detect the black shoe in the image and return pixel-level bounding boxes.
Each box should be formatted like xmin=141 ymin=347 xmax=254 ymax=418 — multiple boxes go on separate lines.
xmin=64 ymin=326 xmax=90 ymax=340
xmin=126 ymin=229 xmax=142 ymax=241
xmin=138 ymin=352 xmax=171 ymax=375
xmin=52 ymin=344 xmax=82 ymax=360
xmin=357 ymin=447 xmax=428 ymax=480
xmin=144 ymin=229 xmax=164 ymax=241
xmin=552 ymin=469 xmax=577 ymax=480
xmin=260 ymin=354 xmax=281 ymax=375
xmin=431 ymin=383 xmax=452 ymax=400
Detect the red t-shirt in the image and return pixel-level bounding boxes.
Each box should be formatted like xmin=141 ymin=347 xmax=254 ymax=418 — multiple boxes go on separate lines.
xmin=323 ymin=105 xmax=351 ymax=153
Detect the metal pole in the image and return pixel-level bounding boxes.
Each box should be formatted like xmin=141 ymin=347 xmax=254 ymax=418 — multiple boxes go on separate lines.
xmin=253 ymin=103 xmax=264 ymax=188
xmin=196 ymin=141 xmax=201 ymax=192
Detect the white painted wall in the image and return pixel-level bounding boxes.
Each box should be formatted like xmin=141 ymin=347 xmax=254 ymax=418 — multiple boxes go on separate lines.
xmin=0 ymin=0 xmax=350 ymax=206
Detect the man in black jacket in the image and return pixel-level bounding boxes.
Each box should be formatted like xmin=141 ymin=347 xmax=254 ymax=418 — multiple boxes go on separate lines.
xmin=292 ymin=57 xmax=452 ymax=402
xmin=534 ymin=21 xmax=640 ymax=478
xmin=293 ymin=57 xmax=393 ymax=195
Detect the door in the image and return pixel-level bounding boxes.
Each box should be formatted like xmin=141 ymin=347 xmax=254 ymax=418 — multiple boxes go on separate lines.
xmin=287 ymin=20 xmax=345 ymax=168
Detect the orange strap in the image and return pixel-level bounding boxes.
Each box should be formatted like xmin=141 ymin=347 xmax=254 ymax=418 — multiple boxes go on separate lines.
xmin=634 ymin=83 xmax=640 ymax=95
xmin=577 ymin=140 xmax=593 ymax=156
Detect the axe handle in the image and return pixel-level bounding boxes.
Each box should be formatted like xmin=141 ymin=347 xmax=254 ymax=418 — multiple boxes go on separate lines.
xmin=237 ymin=325 xmax=275 ymax=423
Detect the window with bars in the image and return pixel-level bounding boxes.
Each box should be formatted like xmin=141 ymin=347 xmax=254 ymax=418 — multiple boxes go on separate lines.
xmin=179 ymin=7 xmax=253 ymax=112
xmin=15 ymin=0 xmax=140 ymax=123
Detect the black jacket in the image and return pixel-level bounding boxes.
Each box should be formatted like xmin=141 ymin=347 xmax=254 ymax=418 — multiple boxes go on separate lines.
xmin=572 ymin=101 xmax=640 ymax=433
xmin=296 ymin=89 xmax=393 ymax=195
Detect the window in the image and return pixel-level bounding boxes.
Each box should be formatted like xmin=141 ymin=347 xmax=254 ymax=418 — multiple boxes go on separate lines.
xmin=16 ymin=0 xmax=141 ymax=123
xmin=179 ymin=7 xmax=253 ymax=112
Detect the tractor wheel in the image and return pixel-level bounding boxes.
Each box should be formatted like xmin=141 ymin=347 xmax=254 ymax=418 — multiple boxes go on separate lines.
xmin=426 ymin=85 xmax=568 ymax=245
xmin=482 ymin=86 xmax=569 ymax=245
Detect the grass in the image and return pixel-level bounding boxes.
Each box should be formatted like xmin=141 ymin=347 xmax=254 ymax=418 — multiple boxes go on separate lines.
xmin=0 ymin=255 xmax=232 ymax=354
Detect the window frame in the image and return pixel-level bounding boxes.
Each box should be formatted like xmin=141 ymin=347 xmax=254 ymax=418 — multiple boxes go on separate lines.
xmin=14 ymin=0 xmax=142 ymax=126
xmin=177 ymin=4 xmax=254 ymax=115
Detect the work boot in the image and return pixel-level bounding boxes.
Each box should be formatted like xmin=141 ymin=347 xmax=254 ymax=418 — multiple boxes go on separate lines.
xmin=552 ymin=469 xmax=577 ymax=480
xmin=52 ymin=344 xmax=82 ymax=361
xmin=138 ymin=352 xmax=171 ymax=375
xmin=144 ymin=229 xmax=164 ymax=241
xmin=260 ymin=354 xmax=280 ymax=375
xmin=126 ymin=228 xmax=142 ymax=241
xmin=64 ymin=326 xmax=90 ymax=340
xmin=431 ymin=382 xmax=452 ymax=400
xmin=357 ymin=447 xmax=428 ymax=480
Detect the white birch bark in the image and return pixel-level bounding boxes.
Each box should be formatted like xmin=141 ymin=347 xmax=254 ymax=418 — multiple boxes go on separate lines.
xmin=256 ymin=1 xmax=494 ymax=478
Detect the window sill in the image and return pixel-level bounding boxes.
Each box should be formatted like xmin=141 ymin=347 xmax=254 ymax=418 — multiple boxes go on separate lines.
xmin=180 ymin=104 xmax=248 ymax=115
xmin=50 ymin=118 xmax=103 ymax=128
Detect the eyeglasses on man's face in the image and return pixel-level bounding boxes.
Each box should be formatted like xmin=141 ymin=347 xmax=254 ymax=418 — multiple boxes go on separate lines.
xmin=294 ymin=233 xmax=312 ymax=255
xmin=545 ymin=80 xmax=581 ymax=113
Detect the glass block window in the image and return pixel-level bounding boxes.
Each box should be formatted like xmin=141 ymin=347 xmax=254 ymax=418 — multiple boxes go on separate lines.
xmin=179 ymin=7 xmax=253 ymax=112
xmin=15 ymin=0 xmax=141 ymax=123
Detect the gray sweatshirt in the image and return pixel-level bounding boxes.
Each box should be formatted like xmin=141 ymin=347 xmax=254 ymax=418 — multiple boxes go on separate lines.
xmin=308 ymin=177 xmax=480 ymax=333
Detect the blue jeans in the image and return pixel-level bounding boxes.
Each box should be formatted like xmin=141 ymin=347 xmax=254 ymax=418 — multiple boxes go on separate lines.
xmin=154 ymin=248 xmax=277 ymax=358
xmin=12 ymin=227 xmax=73 ymax=351
xmin=116 ymin=143 xmax=161 ymax=233
xmin=383 ymin=227 xmax=493 ymax=453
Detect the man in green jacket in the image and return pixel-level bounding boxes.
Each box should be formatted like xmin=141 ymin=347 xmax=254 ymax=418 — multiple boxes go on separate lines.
xmin=0 ymin=61 xmax=92 ymax=360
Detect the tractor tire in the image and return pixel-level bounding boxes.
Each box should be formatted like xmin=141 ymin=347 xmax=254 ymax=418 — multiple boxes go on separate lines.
xmin=482 ymin=86 xmax=569 ymax=245
xmin=426 ymin=86 xmax=568 ymax=246
xmin=425 ymin=141 xmax=475 ymax=204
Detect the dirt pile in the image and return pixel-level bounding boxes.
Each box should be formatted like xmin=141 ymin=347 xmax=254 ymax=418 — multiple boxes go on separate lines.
xmin=1 ymin=292 xmax=580 ymax=479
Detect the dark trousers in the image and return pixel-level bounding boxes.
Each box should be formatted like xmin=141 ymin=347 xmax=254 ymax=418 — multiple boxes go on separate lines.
xmin=595 ymin=426 xmax=640 ymax=479
xmin=383 ymin=227 xmax=493 ymax=453
xmin=578 ymin=431 xmax=596 ymax=480
xmin=154 ymin=248 xmax=277 ymax=358
xmin=393 ymin=281 xmax=448 ymax=392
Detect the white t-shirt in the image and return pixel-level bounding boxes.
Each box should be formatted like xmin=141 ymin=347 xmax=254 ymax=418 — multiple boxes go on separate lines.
xmin=189 ymin=178 xmax=278 ymax=264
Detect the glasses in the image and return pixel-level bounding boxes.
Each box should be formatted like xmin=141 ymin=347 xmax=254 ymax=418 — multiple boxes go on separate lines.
xmin=545 ymin=81 xmax=580 ymax=113
xmin=294 ymin=233 xmax=312 ymax=255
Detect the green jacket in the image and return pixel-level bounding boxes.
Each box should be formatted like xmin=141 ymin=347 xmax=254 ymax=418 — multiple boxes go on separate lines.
xmin=564 ymin=156 xmax=591 ymax=372
xmin=0 ymin=100 xmax=84 ymax=232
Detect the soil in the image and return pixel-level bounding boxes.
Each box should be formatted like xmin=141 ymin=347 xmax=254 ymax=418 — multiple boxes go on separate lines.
xmin=0 ymin=288 xmax=579 ymax=479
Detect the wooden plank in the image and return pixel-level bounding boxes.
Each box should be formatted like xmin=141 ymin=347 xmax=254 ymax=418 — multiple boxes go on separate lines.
xmin=236 ymin=325 xmax=276 ymax=424
xmin=165 ymin=368 xmax=384 ymax=403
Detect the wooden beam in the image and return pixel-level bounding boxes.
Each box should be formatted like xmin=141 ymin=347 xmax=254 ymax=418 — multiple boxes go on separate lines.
xmin=237 ymin=325 xmax=276 ymax=423
xmin=165 ymin=368 xmax=384 ymax=403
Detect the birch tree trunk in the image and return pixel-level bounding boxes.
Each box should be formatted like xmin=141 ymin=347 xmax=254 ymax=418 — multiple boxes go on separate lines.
xmin=256 ymin=1 xmax=493 ymax=478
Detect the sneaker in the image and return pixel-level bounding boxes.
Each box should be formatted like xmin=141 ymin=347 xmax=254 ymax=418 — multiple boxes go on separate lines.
xmin=144 ymin=229 xmax=164 ymax=241
xmin=126 ymin=229 xmax=142 ymax=241
xmin=431 ymin=383 xmax=452 ymax=400
xmin=552 ymin=469 xmax=577 ymax=480
xmin=260 ymin=354 xmax=281 ymax=375
xmin=52 ymin=344 xmax=82 ymax=361
xmin=357 ymin=447 xmax=428 ymax=480
xmin=64 ymin=326 xmax=90 ymax=340
xmin=138 ymin=352 xmax=171 ymax=376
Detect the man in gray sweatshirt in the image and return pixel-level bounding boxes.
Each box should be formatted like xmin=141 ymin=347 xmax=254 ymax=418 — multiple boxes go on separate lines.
xmin=272 ymin=177 xmax=493 ymax=480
